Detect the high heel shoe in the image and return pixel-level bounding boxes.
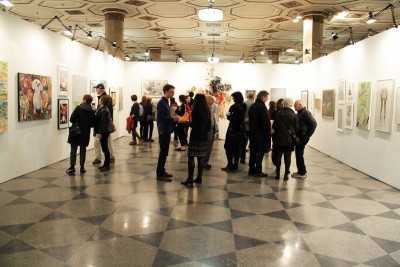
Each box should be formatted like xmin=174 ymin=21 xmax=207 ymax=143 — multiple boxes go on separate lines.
xmin=194 ymin=177 xmax=202 ymax=184
xmin=181 ymin=178 xmax=193 ymax=186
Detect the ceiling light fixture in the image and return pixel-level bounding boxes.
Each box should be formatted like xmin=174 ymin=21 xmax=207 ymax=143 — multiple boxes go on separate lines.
xmin=0 ymin=0 xmax=13 ymax=7
xmin=111 ymin=41 xmax=117 ymax=48
xmin=367 ymin=11 xmax=377 ymax=24
xmin=239 ymin=54 xmax=244 ymax=64
xmin=293 ymin=13 xmax=302 ymax=23
xmin=332 ymin=32 xmax=339 ymax=41
xmin=304 ymin=49 xmax=310 ymax=55
xmin=349 ymin=27 xmax=354 ymax=45
xmin=267 ymin=58 xmax=272 ymax=64
xmin=125 ymin=54 xmax=130 ymax=61
xmin=252 ymin=56 xmax=256 ymax=63
xmin=294 ymin=57 xmax=300 ymax=64
xmin=71 ymin=24 xmax=93 ymax=41
xmin=260 ymin=48 xmax=265 ymax=55
xmin=144 ymin=49 xmax=150 ymax=56
xmin=208 ymin=36 xmax=219 ymax=64
xmin=41 ymin=16 xmax=73 ymax=36
xmin=199 ymin=0 xmax=223 ymax=22
xmin=367 ymin=4 xmax=398 ymax=28
xmin=87 ymin=31 xmax=93 ymax=39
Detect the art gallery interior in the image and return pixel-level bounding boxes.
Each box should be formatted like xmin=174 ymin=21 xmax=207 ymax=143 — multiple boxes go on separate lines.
xmin=1 ymin=2 xmax=400 ymax=266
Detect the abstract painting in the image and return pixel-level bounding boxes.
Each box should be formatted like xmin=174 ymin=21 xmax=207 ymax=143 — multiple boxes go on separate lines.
xmin=58 ymin=65 xmax=68 ymax=97
xmin=0 ymin=61 xmax=7 ymax=132
xmin=337 ymin=79 xmax=346 ymax=105
xmin=118 ymin=86 xmax=123 ymax=111
xmin=301 ymin=90 xmax=308 ymax=109
xmin=308 ymin=91 xmax=315 ymax=115
xmin=72 ymin=74 xmax=87 ymax=108
xmin=141 ymin=80 xmax=167 ymax=97
xmin=336 ymin=106 xmax=344 ymax=132
xmin=346 ymin=82 xmax=354 ymax=103
xmin=58 ymin=99 xmax=69 ymax=129
xmin=356 ymin=81 xmax=372 ymax=130
xmin=322 ymin=89 xmax=335 ymax=119
xmin=18 ymin=73 xmax=52 ymax=121
xmin=396 ymin=88 xmax=400 ymax=124
xmin=375 ymin=79 xmax=394 ymax=133
xmin=345 ymin=103 xmax=354 ymax=129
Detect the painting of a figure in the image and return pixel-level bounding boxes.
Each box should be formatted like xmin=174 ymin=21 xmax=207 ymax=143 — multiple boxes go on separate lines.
xmin=356 ymin=81 xmax=371 ymax=130
xmin=58 ymin=65 xmax=68 ymax=97
xmin=375 ymin=80 xmax=394 ymax=133
xmin=109 ymin=88 xmax=117 ymax=108
xmin=346 ymin=82 xmax=354 ymax=103
xmin=336 ymin=106 xmax=344 ymax=132
xmin=18 ymin=73 xmax=52 ymax=122
xmin=58 ymin=99 xmax=69 ymax=129
xmin=141 ymin=80 xmax=167 ymax=97
xmin=0 ymin=61 xmax=8 ymax=132
xmin=322 ymin=89 xmax=335 ymax=119
xmin=337 ymin=80 xmax=345 ymax=104
xmin=118 ymin=87 xmax=123 ymax=111
xmin=345 ymin=104 xmax=354 ymax=129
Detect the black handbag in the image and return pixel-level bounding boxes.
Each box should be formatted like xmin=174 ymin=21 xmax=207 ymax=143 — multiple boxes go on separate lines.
xmin=289 ymin=130 xmax=300 ymax=146
xmin=69 ymin=123 xmax=81 ymax=138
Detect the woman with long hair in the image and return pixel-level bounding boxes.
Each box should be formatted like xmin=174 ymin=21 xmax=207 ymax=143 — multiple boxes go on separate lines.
xmin=94 ymin=95 xmax=113 ymax=172
xmin=181 ymin=94 xmax=211 ymax=186
xmin=129 ymin=94 xmax=143 ymax=145
xmin=143 ymin=97 xmax=155 ymax=142
xmin=175 ymin=94 xmax=189 ymax=151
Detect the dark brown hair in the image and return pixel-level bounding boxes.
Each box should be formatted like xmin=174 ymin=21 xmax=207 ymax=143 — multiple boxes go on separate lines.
xmin=83 ymin=94 xmax=93 ymax=105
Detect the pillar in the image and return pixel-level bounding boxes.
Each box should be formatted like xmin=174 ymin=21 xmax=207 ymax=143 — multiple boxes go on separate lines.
xmin=302 ymin=11 xmax=328 ymax=63
xmin=102 ymin=8 xmax=127 ymax=60
xmin=268 ymin=51 xmax=279 ymax=64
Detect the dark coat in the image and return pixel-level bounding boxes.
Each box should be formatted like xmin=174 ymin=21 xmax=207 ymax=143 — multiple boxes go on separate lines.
xmin=189 ymin=108 xmax=211 ymax=142
xmin=248 ymin=98 xmax=270 ymax=138
xmin=97 ymin=92 xmax=113 ymax=120
xmin=130 ymin=102 xmax=140 ymax=127
xmin=297 ymin=107 xmax=317 ymax=142
xmin=272 ymin=107 xmax=299 ymax=147
xmin=94 ymin=105 xmax=111 ymax=136
xmin=68 ymin=103 xmax=95 ymax=147
xmin=143 ymin=101 xmax=153 ymax=123
xmin=226 ymin=102 xmax=246 ymax=134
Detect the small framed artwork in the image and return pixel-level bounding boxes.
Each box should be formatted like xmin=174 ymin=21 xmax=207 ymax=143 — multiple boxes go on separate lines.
xmin=58 ymin=65 xmax=68 ymax=97
xmin=356 ymin=81 xmax=372 ymax=130
xmin=141 ymin=80 xmax=168 ymax=97
xmin=396 ymin=87 xmax=400 ymax=124
xmin=345 ymin=82 xmax=354 ymax=103
xmin=315 ymin=99 xmax=321 ymax=111
xmin=322 ymin=89 xmax=335 ymax=119
xmin=375 ymin=79 xmax=394 ymax=133
xmin=337 ymin=79 xmax=346 ymax=104
xmin=336 ymin=106 xmax=344 ymax=132
xmin=308 ymin=91 xmax=315 ymax=115
xmin=301 ymin=90 xmax=308 ymax=109
xmin=345 ymin=103 xmax=354 ymax=129
xmin=109 ymin=87 xmax=117 ymax=108
xmin=58 ymin=99 xmax=69 ymax=129
xmin=90 ymin=79 xmax=97 ymax=95
xmin=118 ymin=86 xmax=124 ymax=111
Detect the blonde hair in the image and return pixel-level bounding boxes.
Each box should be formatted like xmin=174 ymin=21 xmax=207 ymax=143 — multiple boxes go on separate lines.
xmin=282 ymin=97 xmax=293 ymax=108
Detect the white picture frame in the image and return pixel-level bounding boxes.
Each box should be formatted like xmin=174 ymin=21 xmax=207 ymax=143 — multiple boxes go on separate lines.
xmin=301 ymin=90 xmax=308 ymax=109
xmin=337 ymin=79 xmax=346 ymax=105
xmin=345 ymin=82 xmax=354 ymax=103
xmin=141 ymin=80 xmax=167 ymax=98
xmin=375 ymin=79 xmax=394 ymax=133
xmin=58 ymin=65 xmax=69 ymax=97
xmin=336 ymin=105 xmax=344 ymax=132
xmin=344 ymin=103 xmax=354 ymax=129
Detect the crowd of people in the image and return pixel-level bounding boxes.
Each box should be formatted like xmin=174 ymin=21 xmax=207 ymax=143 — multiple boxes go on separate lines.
xmin=66 ymin=83 xmax=317 ymax=183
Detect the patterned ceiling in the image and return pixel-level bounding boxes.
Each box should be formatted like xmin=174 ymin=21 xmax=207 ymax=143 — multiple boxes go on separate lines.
xmin=2 ymin=0 xmax=400 ymax=63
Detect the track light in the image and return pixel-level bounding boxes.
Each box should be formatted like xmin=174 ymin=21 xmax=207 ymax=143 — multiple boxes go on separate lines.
xmin=252 ymin=56 xmax=256 ymax=63
xmin=367 ymin=11 xmax=377 ymax=24
xmin=87 ymin=31 xmax=93 ymax=39
xmin=366 ymin=4 xmax=397 ymax=28
xmin=0 ymin=0 xmax=13 ymax=7
xmin=239 ymin=54 xmax=244 ymax=64
xmin=295 ymin=57 xmax=299 ymax=64
xmin=111 ymin=41 xmax=117 ymax=48
xmin=260 ymin=48 xmax=265 ymax=55
xmin=267 ymin=59 xmax=272 ymax=64
xmin=41 ymin=16 xmax=73 ymax=37
xmin=71 ymin=24 xmax=93 ymax=41
xmin=125 ymin=54 xmax=130 ymax=61
xmin=293 ymin=13 xmax=302 ymax=23
xmin=144 ymin=49 xmax=150 ymax=56
xmin=304 ymin=49 xmax=310 ymax=55
xmin=332 ymin=32 xmax=339 ymax=41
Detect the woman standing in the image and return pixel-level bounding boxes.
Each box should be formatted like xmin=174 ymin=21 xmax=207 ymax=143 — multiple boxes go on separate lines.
xmin=129 ymin=94 xmax=143 ymax=145
xmin=175 ymin=95 xmax=188 ymax=151
xmin=66 ymin=94 xmax=95 ymax=174
xmin=94 ymin=95 xmax=113 ymax=172
xmin=222 ymin=91 xmax=246 ymax=172
xmin=272 ymin=98 xmax=299 ymax=180
xmin=143 ymin=97 xmax=155 ymax=142
xmin=139 ymin=95 xmax=146 ymax=139
xmin=181 ymin=94 xmax=211 ymax=186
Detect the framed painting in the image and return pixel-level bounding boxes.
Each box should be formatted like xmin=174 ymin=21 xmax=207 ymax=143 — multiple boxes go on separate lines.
xmin=18 ymin=73 xmax=52 ymax=122
xmin=90 ymin=79 xmax=97 ymax=95
xmin=301 ymin=90 xmax=308 ymax=109
xmin=0 ymin=61 xmax=8 ymax=132
xmin=337 ymin=79 xmax=346 ymax=105
xmin=118 ymin=86 xmax=123 ymax=111
xmin=344 ymin=103 xmax=354 ymax=130
xmin=345 ymin=82 xmax=354 ymax=103
xmin=375 ymin=79 xmax=394 ymax=133
xmin=336 ymin=106 xmax=344 ymax=132
xmin=141 ymin=80 xmax=167 ymax=97
xmin=315 ymin=99 xmax=321 ymax=111
xmin=396 ymin=88 xmax=400 ymax=124
xmin=58 ymin=65 xmax=68 ymax=97
xmin=72 ymin=74 xmax=87 ymax=108
xmin=356 ymin=81 xmax=372 ymax=130
xmin=109 ymin=87 xmax=117 ymax=108
xmin=322 ymin=89 xmax=335 ymax=119
xmin=270 ymin=88 xmax=286 ymax=101
xmin=308 ymin=91 xmax=315 ymax=115
xmin=58 ymin=99 xmax=69 ymax=129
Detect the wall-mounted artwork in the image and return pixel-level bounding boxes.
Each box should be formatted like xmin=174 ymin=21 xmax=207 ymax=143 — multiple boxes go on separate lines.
xmin=72 ymin=74 xmax=87 ymax=108
xmin=396 ymin=88 xmax=400 ymax=124
xmin=109 ymin=87 xmax=117 ymax=108
xmin=58 ymin=65 xmax=68 ymax=97
xmin=356 ymin=81 xmax=372 ymax=130
xmin=315 ymin=99 xmax=321 ymax=111
xmin=301 ymin=90 xmax=308 ymax=109
xmin=322 ymin=89 xmax=335 ymax=119
xmin=141 ymin=80 xmax=167 ymax=97
xmin=308 ymin=91 xmax=315 ymax=115
xmin=336 ymin=106 xmax=344 ymax=132
xmin=337 ymin=79 xmax=346 ymax=105
xmin=118 ymin=86 xmax=123 ymax=111
xmin=346 ymin=82 xmax=354 ymax=103
xmin=0 ymin=61 xmax=7 ymax=132
xmin=90 ymin=79 xmax=97 ymax=95
xmin=270 ymin=88 xmax=286 ymax=101
xmin=375 ymin=79 xmax=394 ymax=133
xmin=18 ymin=73 xmax=52 ymax=121
xmin=345 ymin=104 xmax=354 ymax=129
xmin=58 ymin=99 xmax=69 ymax=129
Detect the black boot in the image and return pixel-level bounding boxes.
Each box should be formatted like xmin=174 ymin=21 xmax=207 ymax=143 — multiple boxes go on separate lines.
xmin=194 ymin=177 xmax=202 ymax=184
xmin=181 ymin=177 xmax=193 ymax=186
xmin=275 ymin=171 xmax=280 ymax=180
xmin=284 ymin=171 xmax=290 ymax=180
xmin=221 ymin=165 xmax=233 ymax=171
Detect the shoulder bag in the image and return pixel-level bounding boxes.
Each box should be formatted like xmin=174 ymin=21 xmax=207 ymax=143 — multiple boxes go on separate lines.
xmin=69 ymin=123 xmax=81 ymax=138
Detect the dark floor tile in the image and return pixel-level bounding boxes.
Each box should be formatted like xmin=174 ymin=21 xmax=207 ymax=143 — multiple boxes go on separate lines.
xmin=88 ymin=228 xmax=122 ymax=241
xmin=263 ymin=210 xmax=291 ymax=221
xmin=0 ymin=239 xmax=36 ymax=255
xmin=41 ymin=244 xmax=81 ymax=263
xmin=206 ymin=199 xmax=230 ymax=208
xmin=166 ymin=218 xmax=196 ymax=231
xmin=6 ymin=198 xmax=33 ymax=205
xmin=208 ymin=185 xmax=228 ymax=191
xmin=176 ymin=198 xmax=195 ymax=205
xmin=40 ymin=183 xmax=60 ymax=189
xmin=332 ymin=222 xmax=365 ymax=235
xmin=341 ymin=211 xmax=370 ymax=221
xmin=314 ymin=253 xmax=356 ymax=267
xmin=40 ymin=211 xmax=72 ymax=222
xmin=371 ymin=237 xmax=400 ymax=253
xmin=69 ymin=186 xmax=87 ymax=192
xmin=0 ymin=223 xmax=34 ymax=236
xmin=198 ymin=252 xmax=238 ymax=267
xmin=79 ymin=215 xmax=109 ymax=226
xmin=40 ymin=201 xmax=67 ymax=209
xmin=350 ymin=194 xmax=375 ymax=200
xmin=256 ymin=193 xmax=278 ymax=200
xmin=204 ymin=220 xmax=233 ymax=233
xmin=227 ymin=192 xmax=248 ymax=199
xmin=380 ymin=202 xmax=400 ymax=210
xmin=8 ymin=190 xmax=33 ymax=197
xmin=95 ymin=180 xmax=111 ymax=185
xmin=274 ymin=236 xmax=311 ymax=252
xmin=234 ymin=234 xmax=267 ymax=250
xmin=131 ymin=232 xmax=164 ymax=248
xmin=150 ymin=207 xmax=175 ymax=217
xmin=280 ymin=201 xmax=302 ymax=209
xmin=365 ymin=255 xmax=400 ymax=267
xmin=293 ymin=222 xmax=324 ymax=234
xmin=72 ymin=193 xmax=91 ymax=200
xmin=226 ymin=180 xmax=242 ymax=185
xmin=41 ymin=178 xmax=59 ymax=183
xmin=313 ymin=201 xmax=337 ymax=209
xmin=151 ymin=249 xmax=191 ymax=267
xmin=376 ymin=211 xmax=400 ymax=220
xmin=270 ymin=186 xmax=288 ymax=192
xmin=113 ymin=205 xmax=139 ymax=214
xmin=230 ymin=209 xmax=255 ymax=219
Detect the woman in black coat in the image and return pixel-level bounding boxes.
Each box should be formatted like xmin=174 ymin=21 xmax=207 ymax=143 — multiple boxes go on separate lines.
xmin=142 ymin=97 xmax=155 ymax=142
xmin=175 ymin=94 xmax=188 ymax=151
xmin=94 ymin=95 xmax=113 ymax=172
xmin=67 ymin=94 xmax=95 ymax=174
xmin=222 ymin=91 xmax=246 ymax=172
xmin=272 ymin=98 xmax=299 ymax=180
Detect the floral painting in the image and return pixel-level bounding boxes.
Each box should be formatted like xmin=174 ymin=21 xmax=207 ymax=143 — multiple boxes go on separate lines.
xmin=322 ymin=89 xmax=335 ymax=119
xmin=356 ymin=81 xmax=371 ymax=130
xmin=0 ymin=61 xmax=7 ymax=132
xmin=18 ymin=73 xmax=52 ymax=122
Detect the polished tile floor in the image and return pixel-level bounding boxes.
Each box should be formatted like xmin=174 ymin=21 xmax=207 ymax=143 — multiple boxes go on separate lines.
xmin=1 ymin=137 xmax=400 ymax=267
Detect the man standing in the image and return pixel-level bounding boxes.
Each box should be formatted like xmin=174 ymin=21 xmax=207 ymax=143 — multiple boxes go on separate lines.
xmin=92 ymin=84 xmax=115 ymax=165
xmin=203 ymin=95 xmax=217 ymax=170
xmin=248 ymin=91 xmax=271 ymax=177
xmin=292 ymin=100 xmax=317 ymax=178
xmin=240 ymin=91 xmax=255 ymax=164
xmin=156 ymin=84 xmax=179 ymax=181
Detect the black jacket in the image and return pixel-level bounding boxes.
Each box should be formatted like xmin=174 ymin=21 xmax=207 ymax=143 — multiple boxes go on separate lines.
xmin=189 ymin=108 xmax=211 ymax=142
xmin=97 ymin=92 xmax=113 ymax=120
xmin=248 ymin=99 xmax=270 ymax=138
xmin=297 ymin=108 xmax=317 ymax=138
xmin=272 ymin=107 xmax=299 ymax=147
xmin=226 ymin=102 xmax=246 ymax=134
xmin=130 ymin=102 xmax=140 ymax=127
xmin=68 ymin=103 xmax=95 ymax=146
xmin=94 ymin=105 xmax=111 ymax=136
xmin=143 ymin=102 xmax=154 ymax=123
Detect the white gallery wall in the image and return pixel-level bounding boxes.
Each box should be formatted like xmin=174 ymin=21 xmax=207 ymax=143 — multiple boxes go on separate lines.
xmin=0 ymin=12 xmax=125 ymax=184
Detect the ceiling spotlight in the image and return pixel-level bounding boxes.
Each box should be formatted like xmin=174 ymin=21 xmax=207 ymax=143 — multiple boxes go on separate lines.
xmin=286 ymin=48 xmax=294 ymax=52
xmin=304 ymin=49 xmax=310 ymax=55
xmin=87 ymin=31 xmax=93 ymax=39
xmin=125 ymin=54 xmax=130 ymax=61
xmin=111 ymin=41 xmax=117 ymax=48
xmin=332 ymin=32 xmax=339 ymax=41
xmin=293 ymin=13 xmax=302 ymax=22
xmin=267 ymin=59 xmax=272 ymax=64
xmin=199 ymin=0 xmax=223 ymax=22
xmin=64 ymin=26 xmax=73 ymax=36
xmin=239 ymin=54 xmax=244 ymax=64
xmin=260 ymin=49 xmax=265 ymax=55
xmin=0 ymin=0 xmax=13 ymax=7
xmin=144 ymin=49 xmax=149 ymax=56
xmin=295 ymin=57 xmax=300 ymax=64
xmin=367 ymin=11 xmax=377 ymax=24
xmin=208 ymin=52 xmax=220 ymax=63
xmin=252 ymin=56 xmax=256 ymax=63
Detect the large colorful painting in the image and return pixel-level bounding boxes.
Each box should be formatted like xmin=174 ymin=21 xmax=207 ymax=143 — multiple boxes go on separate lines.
xmin=18 ymin=73 xmax=52 ymax=122
xmin=396 ymin=88 xmax=400 ymax=124
xmin=141 ymin=80 xmax=167 ymax=97
xmin=322 ymin=89 xmax=335 ymax=119
xmin=356 ymin=81 xmax=372 ymax=130
xmin=58 ymin=65 xmax=68 ymax=97
xmin=58 ymin=99 xmax=69 ymax=129
xmin=375 ymin=79 xmax=394 ymax=133
xmin=337 ymin=79 xmax=346 ymax=105
xmin=72 ymin=74 xmax=87 ymax=108
xmin=0 ymin=61 xmax=7 ymax=132
xmin=345 ymin=104 xmax=354 ymax=129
